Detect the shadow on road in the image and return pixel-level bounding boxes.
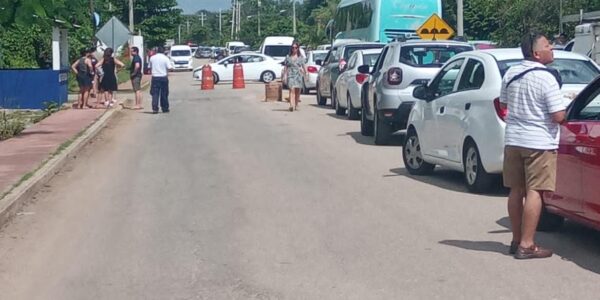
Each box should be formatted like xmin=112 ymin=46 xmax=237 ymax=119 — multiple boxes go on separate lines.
xmin=346 ymin=132 xmax=404 ymax=146
xmin=387 ymin=167 xmax=508 ymax=196
xmin=326 ymin=113 xmax=349 ymax=121
xmin=441 ymin=217 xmax=600 ymax=275
xmin=309 ymin=104 xmax=333 ymax=110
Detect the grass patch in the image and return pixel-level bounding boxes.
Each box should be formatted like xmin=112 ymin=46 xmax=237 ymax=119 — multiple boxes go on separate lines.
xmin=0 ymin=102 xmax=61 ymax=141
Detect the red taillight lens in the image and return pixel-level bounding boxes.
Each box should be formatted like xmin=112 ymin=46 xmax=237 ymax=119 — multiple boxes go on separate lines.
xmin=339 ymin=59 xmax=347 ymax=71
xmin=387 ymin=67 xmax=402 ymax=85
xmin=307 ymin=66 xmax=318 ymax=73
xmin=355 ymin=73 xmax=368 ymax=84
xmin=493 ymin=98 xmax=508 ymax=121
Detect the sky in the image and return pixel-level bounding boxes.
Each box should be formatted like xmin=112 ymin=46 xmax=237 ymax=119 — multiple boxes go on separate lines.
xmin=177 ymin=0 xmax=232 ymax=14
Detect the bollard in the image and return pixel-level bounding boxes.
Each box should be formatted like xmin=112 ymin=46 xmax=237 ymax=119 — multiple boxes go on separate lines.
xmin=232 ymin=63 xmax=245 ymax=89
xmin=201 ymin=65 xmax=214 ymax=90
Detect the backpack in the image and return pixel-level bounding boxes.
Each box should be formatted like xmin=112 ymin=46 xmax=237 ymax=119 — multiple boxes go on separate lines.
xmin=505 ymin=67 xmax=563 ymax=89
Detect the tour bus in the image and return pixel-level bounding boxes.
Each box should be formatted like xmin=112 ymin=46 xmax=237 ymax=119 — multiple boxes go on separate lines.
xmin=332 ymin=0 xmax=442 ymax=42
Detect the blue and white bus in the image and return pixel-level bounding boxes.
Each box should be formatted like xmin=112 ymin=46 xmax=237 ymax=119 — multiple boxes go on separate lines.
xmin=332 ymin=0 xmax=442 ymax=42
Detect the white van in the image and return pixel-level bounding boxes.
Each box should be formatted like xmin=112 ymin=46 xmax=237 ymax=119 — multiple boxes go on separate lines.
xmin=168 ymin=45 xmax=193 ymax=71
xmin=226 ymin=41 xmax=245 ymax=55
xmin=259 ymin=36 xmax=305 ymax=61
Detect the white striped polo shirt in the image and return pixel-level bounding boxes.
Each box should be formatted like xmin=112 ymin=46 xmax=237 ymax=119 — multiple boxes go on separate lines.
xmin=499 ymin=60 xmax=566 ymax=150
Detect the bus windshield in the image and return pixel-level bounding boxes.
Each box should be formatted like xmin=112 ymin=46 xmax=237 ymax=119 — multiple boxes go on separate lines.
xmin=334 ymin=0 xmax=442 ymax=43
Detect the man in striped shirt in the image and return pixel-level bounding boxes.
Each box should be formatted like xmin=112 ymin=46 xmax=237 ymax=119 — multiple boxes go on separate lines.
xmin=499 ymin=33 xmax=567 ymax=259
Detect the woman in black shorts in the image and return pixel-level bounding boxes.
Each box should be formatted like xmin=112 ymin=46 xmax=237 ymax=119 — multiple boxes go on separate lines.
xmin=96 ymin=48 xmax=125 ymax=107
xmin=71 ymin=48 xmax=94 ymax=109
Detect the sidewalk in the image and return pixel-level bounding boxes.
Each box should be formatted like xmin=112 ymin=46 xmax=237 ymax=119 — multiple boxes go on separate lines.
xmin=0 ymin=108 xmax=105 ymax=196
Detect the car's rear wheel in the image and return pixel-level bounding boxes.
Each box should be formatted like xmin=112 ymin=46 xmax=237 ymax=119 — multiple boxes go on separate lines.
xmin=331 ymin=87 xmax=337 ymax=109
xmin=347 ymin=94 xmax=360 ymax=120
xmin=213 ymin=72 xmax=220 ymax=84
xmin=335 ymin=89 xmax=346 ymax=115
xmin=261 ymin=71 xmax=275 ymax=83
xmin=537 ymin=206 xmax=565 ymax=231
xmin=403 ymin=129 xmax=435 ymax=175
xmin=463 ymin=141 xmax=495 ymax=193
xmin=316 ymin=83 xmax=327 ymax=106
xmin=374 ymin=110 xmax=392 ymax=145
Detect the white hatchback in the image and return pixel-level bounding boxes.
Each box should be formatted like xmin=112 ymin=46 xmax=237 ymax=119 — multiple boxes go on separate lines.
xmin=333 ymin=48 xmax=382 ymax=120
xmin=403 ymin=49 xmax=600 ymax=193
xmin=192 ymin=53 xmax=283 ymax=83
xmin=302 ymin=50 xmax=328 ymax=94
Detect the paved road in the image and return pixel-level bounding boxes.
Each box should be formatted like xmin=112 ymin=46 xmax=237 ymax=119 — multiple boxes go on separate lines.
xmin=1 ymin=69 xmax=599 ymax=299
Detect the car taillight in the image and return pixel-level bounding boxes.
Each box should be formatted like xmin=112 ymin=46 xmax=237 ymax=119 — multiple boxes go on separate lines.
xmin=387 ymin=67 xmax=402 ymax=85
xmin=493 ymin=98 xmax=508 ymax=121
xmin=339 ymin=59 xmax=346 ymax=72
xmin=355 ymin=73 xmax=368 ymax=84
xmin=307 ymin=66 xmax=318 ymax=73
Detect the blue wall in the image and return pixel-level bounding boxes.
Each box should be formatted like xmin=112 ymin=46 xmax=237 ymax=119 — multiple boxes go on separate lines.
xmin=0 ymin=69 xmax=69 ymax=109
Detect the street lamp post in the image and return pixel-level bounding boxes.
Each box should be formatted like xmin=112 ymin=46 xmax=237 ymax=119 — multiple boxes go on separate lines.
xmin=292 ymin=0 xmax=297 ymax=35
xmin=258 ymin=0 xmax=261 ymax=36
xmin=129 ymin=0 xmax=134 ymax=33
xmin=457 ymin=0 xmax=464 ymax=37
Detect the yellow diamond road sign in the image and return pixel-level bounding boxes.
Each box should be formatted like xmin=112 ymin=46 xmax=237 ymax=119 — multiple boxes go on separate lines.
xmin=417 ymin=14 xmax=455 ymax=40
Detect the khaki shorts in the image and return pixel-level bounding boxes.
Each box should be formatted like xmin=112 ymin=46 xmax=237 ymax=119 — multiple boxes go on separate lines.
xmin=503 ymin=146 xmax=557 ymax=191
xmin=131 ymin=76 xmax=142 ymax=91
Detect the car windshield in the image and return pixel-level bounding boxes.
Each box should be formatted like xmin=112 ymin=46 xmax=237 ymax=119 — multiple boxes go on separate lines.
xmin=399 ymin=46 xmax=472 ymax=67
xmin=171 ymin=50 xmax=191 ymax=57
xmin=362 ymin=54 xmax=380 ymax=67
xmin=312 ymin=52 xmax=327 ymax=62
xmin=344 ymin=45 xmax=384 ymax=60
xmin=264 ymin=45 xmax=290 ymax=57
xmin=497 ymin=59 xmax=600 ymax=84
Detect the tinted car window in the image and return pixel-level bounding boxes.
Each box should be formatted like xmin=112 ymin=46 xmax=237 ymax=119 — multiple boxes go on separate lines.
xmin=576 ymin=89 xmax=600 ymax=120
xmin=362 ymin=54 xmax=380 ymax=67
xmin=399 ymin=46 xmax=471 ymax=68
xmin=373 ymin=47 xmax=389 ymax=72
xmin=498 ymin=59 xmax=600 ymax=84
xmin=430 ymin=59 xmax=464 ymax=97
xmin=312 ymin=52 xmax=327 ymax=62
xmin=264 ymin=45 xmax=290 ymax=57
xmin=171 ymin=50 xmax=191 ymax=56
xmin=458 ymin=59 xmax=485 ymax=91
xmin=343 ymin=44 xmax=384 ymax=60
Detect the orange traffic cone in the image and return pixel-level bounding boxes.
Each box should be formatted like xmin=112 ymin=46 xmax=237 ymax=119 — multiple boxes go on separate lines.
xmin=232 ymin=63 xmax=245 ymax=89
xmin=201 ymin=65 xmax=214 ymax=90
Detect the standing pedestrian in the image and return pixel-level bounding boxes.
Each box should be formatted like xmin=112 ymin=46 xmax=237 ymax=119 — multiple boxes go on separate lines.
xmin=148 ymin=46 xmax=173 ymax=114
xmin=96 ymin=48 xmax=125 ymax=107
xmin=283 ymin=40 xmax=306 ymax=112
xmin=70 ymin=48 xmax=94 ymax=109
xmin=499 ymin=32 xmax=566 ymax=259
xmin=130 ymin=47 xmax=144 ymax=110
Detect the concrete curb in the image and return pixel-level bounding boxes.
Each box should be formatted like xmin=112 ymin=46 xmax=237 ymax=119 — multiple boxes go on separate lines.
xmin=0 ymin=107 xmax=119 ymax=228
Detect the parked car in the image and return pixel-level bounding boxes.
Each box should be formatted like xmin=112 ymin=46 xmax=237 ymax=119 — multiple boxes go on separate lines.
xmin=316 ymin=41 xmax=384 ymax=107
xmin=233 ymin=45 xmax=252 ymax=54
xmin=403 ymin=49 xmax=600 ymax=193
xmin=168 ymin=45 xmax=194 ymax=71
xmin=301 ymin=50 xmax=328 ymax=94
xmin=317 ymin=44 xmax=331 ymax=51
xmin=359 ymin=40 xmax=474 ymax=145
xmin=195 ymin=47 xmax=213 ymax=58
xmin=541 ymin=75 xmax=600 ymax=231
xmin=333 ymin=48 xmax=382 ymax=119
xmin=192 ymin=53 xmax=282 ymax=83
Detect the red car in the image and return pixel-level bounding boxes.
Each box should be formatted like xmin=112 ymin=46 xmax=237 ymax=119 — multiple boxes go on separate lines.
xmin=541 ymin=75 xmax=600 ymax=231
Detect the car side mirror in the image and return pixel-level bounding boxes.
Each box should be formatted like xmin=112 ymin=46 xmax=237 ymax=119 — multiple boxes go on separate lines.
xmin=357 ymin=64 xmax=370 ymax=74
xmin=315 ymin=59 xmax=323 ymax=66
xmin=413 ymin=84 xmax=431 ymax=101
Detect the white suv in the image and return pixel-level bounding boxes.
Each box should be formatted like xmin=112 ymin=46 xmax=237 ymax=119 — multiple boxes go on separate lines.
xmin=403 ymin=49 xmax=600 ymax=193
xmin=359 ymin=40 xmax=473 ymax=145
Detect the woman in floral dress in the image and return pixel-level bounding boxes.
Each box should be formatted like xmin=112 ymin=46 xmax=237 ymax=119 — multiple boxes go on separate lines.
xmin=283 ymin=41 xmax=306 ymax=112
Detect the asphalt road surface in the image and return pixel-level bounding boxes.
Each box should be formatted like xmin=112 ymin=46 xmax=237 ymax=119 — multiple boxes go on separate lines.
xmin=1 ymin=68 xmax=599 ymax=299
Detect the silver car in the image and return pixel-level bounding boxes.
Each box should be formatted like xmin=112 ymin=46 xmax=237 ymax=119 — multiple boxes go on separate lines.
xmin=360 ymin=40 xmax=473 ymax=145
xmin=302 ymin=50 xmax=328 ymax=94
xmin=333 ymin=48 xmax=382 ymax=120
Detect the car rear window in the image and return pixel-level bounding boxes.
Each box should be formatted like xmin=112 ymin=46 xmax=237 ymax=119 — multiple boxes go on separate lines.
xmin=264 ymin=45 xmax=290 ymax=57
xmin=171 ymin=50 xmax=191 ymax=56
xmin=399 ymin=45 xmax=472 ymax=67
xmin=362 ymin=53 xmax=380 ymax=66
xmin=343 ymin=45 xmax=384 ymax=60
xmin=497 ymin=59 xmax=600 ymax=84
xmin=312 ymin=52 xmax=327 ymax=62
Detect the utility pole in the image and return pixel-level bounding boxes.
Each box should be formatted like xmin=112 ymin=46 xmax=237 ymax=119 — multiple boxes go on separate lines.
xmin=559 ymin=0 xmax=564 ymax=34
xmin=219 ymin=9 xmax=222 ymax=38
xmin=231 ymin=0 xmax=235 ymax=40
xmin=292 ymin=0 xmax=297 ymax=35
xmin=457 ymin=0 xmax=464 ymax=37
xmin=178 ymin=24 xmax=182 ymax=44
xmin=129 ymin=0 xmax=134 ymax=33
xmin=186 ymin=19 xmax=190 ymax=34
xmin=199 ymin=12 xmax=206 ymax=27
xmin=258 ymin=0 xmax=261 ymax=36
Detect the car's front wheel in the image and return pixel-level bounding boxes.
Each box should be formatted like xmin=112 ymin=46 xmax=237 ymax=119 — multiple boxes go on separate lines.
xmin=403 ymin=129 xmax=435 ymax=175
xmin=374 ymin=110 xmax=392 ymax=145
xmin=213 ymin=72 xmax=220 ymax=84
xmin=360 ymin=106 xmax=373 ymax=136
xmin=316 ymin=83 xmax=327 ymax=106
xmin=335 ymin=89 xmax=346 ymax=116
xmin=260 ymin=71 xmax=275 ymax=83
xmin=463 ymin=141 xmax=495 ymax=193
